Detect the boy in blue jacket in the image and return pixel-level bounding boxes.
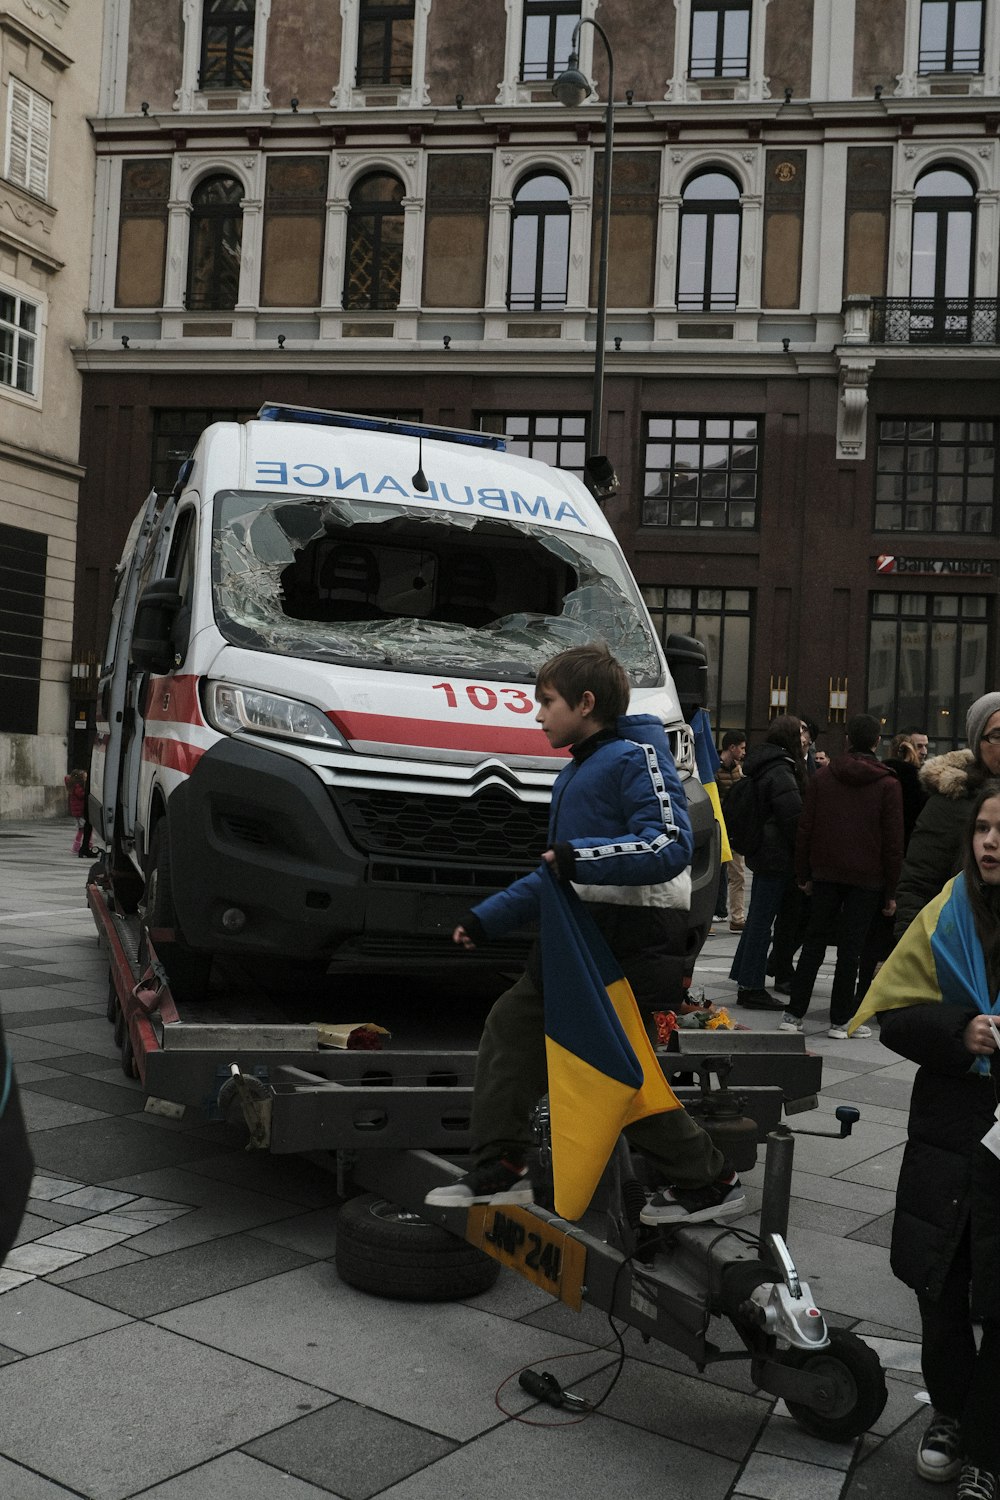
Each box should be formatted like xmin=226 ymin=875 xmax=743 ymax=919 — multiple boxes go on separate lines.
xmin=426 ymin=643 xmax=745 ymax=1225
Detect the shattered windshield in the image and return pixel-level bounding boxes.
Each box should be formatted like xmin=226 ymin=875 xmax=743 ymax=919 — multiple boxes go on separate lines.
xmin=211 ymin=491 xmax=663 ymax=685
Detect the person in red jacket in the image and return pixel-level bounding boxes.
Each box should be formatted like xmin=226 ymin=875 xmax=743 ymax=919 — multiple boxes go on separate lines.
xmin=780 ymin=713 xmax=904 ymax=1039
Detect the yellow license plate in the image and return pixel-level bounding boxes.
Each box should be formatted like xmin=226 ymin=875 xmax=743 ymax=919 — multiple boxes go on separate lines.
xmin=466 ymin=1204 xmax=587 ymax=1310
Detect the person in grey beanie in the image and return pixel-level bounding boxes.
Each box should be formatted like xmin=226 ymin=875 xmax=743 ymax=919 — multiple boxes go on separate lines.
xmin=893 ymin=693 xmax=1000 ymax=938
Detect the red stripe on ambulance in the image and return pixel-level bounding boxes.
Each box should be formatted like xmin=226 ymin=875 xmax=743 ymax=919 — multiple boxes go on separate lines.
xmin=141 ymin=737 xmax=205 ymax=775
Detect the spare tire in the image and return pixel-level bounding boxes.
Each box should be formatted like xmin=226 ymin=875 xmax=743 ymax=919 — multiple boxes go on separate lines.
xmin=335 ymin=1193 xmax=501 ymax=1301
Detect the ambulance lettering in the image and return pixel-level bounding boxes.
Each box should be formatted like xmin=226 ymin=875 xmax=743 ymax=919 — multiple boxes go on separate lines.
xmin=253 ymin=460 xmax=587 ymax=527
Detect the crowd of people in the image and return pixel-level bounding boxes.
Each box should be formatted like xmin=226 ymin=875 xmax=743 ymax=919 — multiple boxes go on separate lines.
xmin=718 ymin=696 xmax=1000 ymax=1500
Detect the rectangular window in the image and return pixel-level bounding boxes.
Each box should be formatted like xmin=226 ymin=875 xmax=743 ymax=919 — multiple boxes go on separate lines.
xmin=875 ymin=418 xmax=995 ymax=534
xmin=689 ymin=0 xmax=752 ymax=78
xmin=261 ymin=157 xmax=327 ymax=307
xmin=0 ymin=287 xmax=39 ymax=395
xmin=116 ymin=160 xmax=171 ymax=308
xmin=5 ymin=80 xmax=51 ymax=199
xmin=357 ymin=0 xmax=415 ymax=85
xmin=918 ymin=0 xmax=983 ymax=72
xmin=479 ymin=412 xmax=587 ymax=475
xmin=868 ymin=590 xmax=988 ymax=750
xmin=645 ymin=585 xmax=752 ymax=734
xmin=200 ymin=0 xmax=255 ymax=90
xmin=423 ymin=154 xmax=492 ymax=308
xmin=642 ymin=416 xmax=759 ymax=528
xmin=521 ymin=0 xmax=580 ymax=83
xmin=0 ymin=520 xmax=46 ymax=735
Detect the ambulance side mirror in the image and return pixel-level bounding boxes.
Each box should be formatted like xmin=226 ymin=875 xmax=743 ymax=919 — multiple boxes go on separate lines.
xmin=131 ymin=580 xmax=183 ymax=674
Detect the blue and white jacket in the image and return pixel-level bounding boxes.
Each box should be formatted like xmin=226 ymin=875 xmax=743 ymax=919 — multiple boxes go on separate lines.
xmin=467 ymin=713 xmax=694 ymax=942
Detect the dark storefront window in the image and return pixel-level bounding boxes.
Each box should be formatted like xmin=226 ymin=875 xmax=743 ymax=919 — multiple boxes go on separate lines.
xmin=642 ymin=416 xmax=759 ymax=528
xmin=0 ymin=521 xmax=45 ymax=734
xmin=150 ymin=408 xmax=254 ymax=494
xmin=644 ymin=585 xmax=752 ymax=734
xmin=186 ymin=174 xmax=244 ymax=310
xmin=356 ymin=0 xmax=415 ymax=85
xmin=918 ymin=0 xmax=983 ymax=72
xmin=344 ymin=172 xmax=405 ymax=310
xmin=875 ymin=418 xmax=995 ymax=534
xmin=689 ymin=0 xmax=751 ymax=78
xmin=200 ymin=0 xmax=254 ymax=90
xmin=521 ymin=0 xmax=579 ymax=82
xmin=479 ymin=412 xmax=587 ymax=475
xmin=868 ymin=591 xmax=988 ymax=750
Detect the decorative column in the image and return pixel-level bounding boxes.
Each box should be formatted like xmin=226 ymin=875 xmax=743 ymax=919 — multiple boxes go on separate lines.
xmin=320 ymin=195 xmax=350 ymax=312
xmin=654 ymin=192 xmax=682 ymax=310
xmin=163 ymin=199 xmax=191 ymax=308
xmin=236 ymin=195 xmax=263 ymax=310
xmin=396 ymin=195 xmax=424 ymax=313
xmin=736 ymin=192 xmax=763 ymax=310
xmin=888 ymin=187 xmax=915 ymax=296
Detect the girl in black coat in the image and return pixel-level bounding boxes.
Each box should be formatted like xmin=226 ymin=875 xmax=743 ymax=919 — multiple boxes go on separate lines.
xmin=850 ymin=781 xmax=1000 ymax=1500
xmin=728 ymin=715 xmax=805 ymax=1010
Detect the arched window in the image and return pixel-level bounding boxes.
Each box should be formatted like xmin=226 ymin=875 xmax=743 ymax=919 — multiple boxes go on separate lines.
xmin=677 ymin=170 xmax=741 ymax=312
xmin=910 ymin=167 xmax=976 ymax=341
xmin=507 ymin=172 xmax=570 ymax=311
xmin=186 ymin=174 xmax=244 ymax=310
xmin=344 ymin=172 xmax=405 ymax=310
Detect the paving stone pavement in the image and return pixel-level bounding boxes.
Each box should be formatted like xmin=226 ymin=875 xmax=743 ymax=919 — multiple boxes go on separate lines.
xmin=0 ymin=821 xmax=940 ymax=1499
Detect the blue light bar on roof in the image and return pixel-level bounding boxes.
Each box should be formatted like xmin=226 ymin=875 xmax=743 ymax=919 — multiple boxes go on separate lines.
xmin=256 ymin=403 xmax=507 ymax=452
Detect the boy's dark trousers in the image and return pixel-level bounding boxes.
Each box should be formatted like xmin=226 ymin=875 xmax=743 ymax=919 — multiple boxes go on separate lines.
xmin=470 ymin=970 xmax=723 ymax=1186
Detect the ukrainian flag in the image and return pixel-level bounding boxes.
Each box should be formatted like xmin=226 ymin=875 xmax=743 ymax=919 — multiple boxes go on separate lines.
xmin=850 ymin=873 xmax=999 ymax=1073
xmin=691 ymin=707 xmax=732 ymax=863
xmin=540 ymin=870 xmax=682 ymax=1220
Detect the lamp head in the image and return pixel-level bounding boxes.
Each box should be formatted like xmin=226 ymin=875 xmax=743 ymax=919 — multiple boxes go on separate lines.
xmin=553 ymin=53 xmax=592 ymax=107
xmin=583 ymin=455 xmax=620 ymax=503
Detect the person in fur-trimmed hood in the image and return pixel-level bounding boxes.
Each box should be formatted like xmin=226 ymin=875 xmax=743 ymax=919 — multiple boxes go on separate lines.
xmin=894 ymin=693 xmax=1000 ymax=938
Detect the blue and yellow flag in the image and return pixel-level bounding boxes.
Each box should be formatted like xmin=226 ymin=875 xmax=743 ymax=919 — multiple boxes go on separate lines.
xmin=539 ymin=870 xmax=682 ymax=1220
xmin=850 ymin=873 xmax=999 ymax=1074
xmin=691 ymin=707 xmax=732 ymax=863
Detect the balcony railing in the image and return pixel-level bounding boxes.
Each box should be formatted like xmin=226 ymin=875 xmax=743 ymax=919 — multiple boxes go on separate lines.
xmin=869 ymin=297 xmax=999 ymax=346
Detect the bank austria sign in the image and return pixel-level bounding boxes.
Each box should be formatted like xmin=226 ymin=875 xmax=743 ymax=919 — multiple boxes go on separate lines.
xmin=875 ymin=555 xmax=994 ymax=577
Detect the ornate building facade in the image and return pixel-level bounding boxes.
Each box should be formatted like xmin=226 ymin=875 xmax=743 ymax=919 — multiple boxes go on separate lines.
xmin=0 ymin=0 xmax=99 ymax=814
xmin=75 ymin=0 xmax=1000 ymax=757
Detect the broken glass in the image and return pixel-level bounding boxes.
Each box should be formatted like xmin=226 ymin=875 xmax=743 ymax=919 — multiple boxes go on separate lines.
xmin=211 ymin=490 xmax=662 ymax=685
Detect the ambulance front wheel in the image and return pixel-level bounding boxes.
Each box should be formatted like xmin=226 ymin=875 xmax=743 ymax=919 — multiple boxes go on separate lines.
xmin=145 ymin=824 xmax=213 ymax=1003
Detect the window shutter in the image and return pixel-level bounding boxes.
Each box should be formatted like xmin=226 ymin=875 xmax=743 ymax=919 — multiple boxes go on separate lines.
xmin=5 ymin=82 xmax=50 ymax=198
xmin=6 ymin=82 xmax=29 ymax=188
xmin=27 ymin=92 xmax=50 ymax=198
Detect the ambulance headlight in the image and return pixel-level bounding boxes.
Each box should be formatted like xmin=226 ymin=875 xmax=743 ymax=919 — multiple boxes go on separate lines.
xmin=205 ymin=682 xmax=347 ymax=748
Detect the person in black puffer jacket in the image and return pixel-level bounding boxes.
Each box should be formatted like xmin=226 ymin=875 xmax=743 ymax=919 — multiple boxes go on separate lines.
xmin=728 ymin=715 xmax=805 ymax=1010
xmin=894 ymin=693 xmax=1000 ymax=939
xmin=850 ymin=781 xmax=1000 ymax=1500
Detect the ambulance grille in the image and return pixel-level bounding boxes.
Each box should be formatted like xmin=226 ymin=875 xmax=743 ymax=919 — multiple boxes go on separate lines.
xmin=333 ymin=787 xmax=549 ymax=864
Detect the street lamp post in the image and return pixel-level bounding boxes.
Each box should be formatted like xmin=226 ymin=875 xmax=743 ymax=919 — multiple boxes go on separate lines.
xmin=554 ymin=21 xmax=619 ymax=501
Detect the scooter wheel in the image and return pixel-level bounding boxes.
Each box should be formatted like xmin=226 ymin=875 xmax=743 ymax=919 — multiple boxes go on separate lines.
xmin=781 ymin=1327 xmax=887 ymax=1442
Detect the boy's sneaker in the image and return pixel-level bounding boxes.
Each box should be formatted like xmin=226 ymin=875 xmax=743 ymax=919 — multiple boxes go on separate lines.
xmin=852 ymin=1023 xmax=873 ymax=1038
xmin=828 ymin=1025 xmax=849 ymax=1040
xmin=778 ymin=1013 xmax=803 ymax=1033
xmin=916 ymin=1413 xmax=962 ymax=1483
xmin=640 ymin=1169 xmax=745 ymax=1226
xmin=424 ymin=1157 xmax=533 ymax=1208
xmin=957 ymin=1465 xmax=997 ymax=1500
